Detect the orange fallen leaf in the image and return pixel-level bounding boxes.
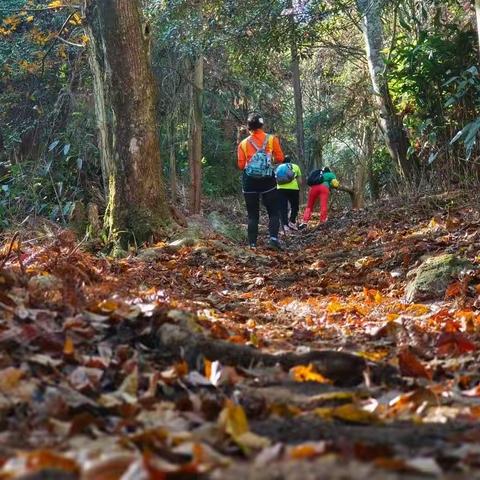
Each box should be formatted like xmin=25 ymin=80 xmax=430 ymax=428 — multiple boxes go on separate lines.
xmin=289 ymin=442 xmax=326 ymax=459
xmin=227 ymin=335 xmax=246 ymax=344
xmin=398 ymin=349 xmax=432 ymax=380
xmin=445 ymin=281 xmax=463 ymax=299
xmin=204 ymin=359 xmax=212 ymax=379
xmin=290 ymin=364 xmax=332 ymax=384
xmin=357 ymin=349 xmax=389 ymax=362
xmin=24 ymin=450 xmax=79 ymax=474
xmin=404 ymin=304 xmax=431 ymax=316
xmin=63 ymin=336 xmax=75 ymax=356
xmin=174 ymin=360 xmax=189 ymax=377
xmin=364 ymin=287 xmax=382 ymax=304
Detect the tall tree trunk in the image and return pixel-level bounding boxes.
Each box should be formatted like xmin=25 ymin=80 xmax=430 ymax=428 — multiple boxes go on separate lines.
xmin=84 ymin=0 xmax=170 ymax=248
xmin=476 ymin=0 xmax=480 ymax=59
xmin=287 ymin=1 xmax=305 ymax=167
xmin=353 ymin=124 xmax=373 ymax=209
xmin=189 ymin=54 xmax=203 ymax=214
xmin=356 ymin=0 xmax=417 ymax=182
xmin=169 ymin=119 xmax=177 ymax=202
xmin=291 ymin=42 xmax=305 ymax=165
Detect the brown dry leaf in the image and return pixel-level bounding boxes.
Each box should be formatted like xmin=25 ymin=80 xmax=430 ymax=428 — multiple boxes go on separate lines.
xmin=23 ymin=450 xmax=79 ymax=475
xmin=0 ymin=367 xmax=23 ymax=392
xmin=445 ymin=281 xmax=463 ymax=299
xmin=398 ymin=348 xmax=432 ymax=380
xmin=436 ymin=332 xmax=476 ymax=356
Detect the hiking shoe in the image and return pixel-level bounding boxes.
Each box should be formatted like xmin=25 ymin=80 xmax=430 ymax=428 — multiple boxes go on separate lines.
xmin=268 ymin=238 xmax=283 ymax=250
xmin=298 ymin=223 xmax=307 ymax=230
xmin=249 ymin=243 xmax=257 ymax=249
xmin=288 ymin=221 xmax=298 ymax=231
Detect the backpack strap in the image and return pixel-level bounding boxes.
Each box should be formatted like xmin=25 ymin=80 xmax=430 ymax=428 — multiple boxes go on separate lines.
xmin=248 ymin=136 xmax=263 ymax=152
xmin=242 ymin=134 xmax=274 ymax=158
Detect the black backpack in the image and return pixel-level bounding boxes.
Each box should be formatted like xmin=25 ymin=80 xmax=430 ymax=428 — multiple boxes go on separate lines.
xmin=307 ymin=168 xmax=324 ymax=186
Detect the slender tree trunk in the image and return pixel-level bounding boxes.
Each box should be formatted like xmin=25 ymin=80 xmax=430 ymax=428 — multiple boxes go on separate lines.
xmin=353 ymin=124 xmax=373 ymax=209
xmin=291 ymin=43 xmax=305 ymax=165
xmin=189 ymin=54 xmax=203 ymax=214
xmin=169 ymin=119 xmax=177 ymax=201
xmin=356 ymin=0 xmax=417 ymax=182
xmin=84 ymin=0 xmax=170 ymax=248
xmin=288 ymin=1 xmax=305 ymax=167
xmin=476 ymin=0 xmax=480 ymax=60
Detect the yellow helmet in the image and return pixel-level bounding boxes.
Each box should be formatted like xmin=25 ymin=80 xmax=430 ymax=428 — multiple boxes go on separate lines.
xmin=331 ymin=179 xmax=340 ymax=188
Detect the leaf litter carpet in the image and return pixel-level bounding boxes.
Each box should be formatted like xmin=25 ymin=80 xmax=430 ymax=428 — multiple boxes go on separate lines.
xmin=1 ymin=196 xmax=480 ymax=478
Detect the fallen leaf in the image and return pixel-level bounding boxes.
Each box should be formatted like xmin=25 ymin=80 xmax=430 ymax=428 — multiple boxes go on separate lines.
xmin=63 ymin=336 xmax=75 ymax=356
xmin=437 ymin=332 xmax=476 ymax=356
xmin=288 ymin=442 xmax=326 ymax=460
xmin=290 ymin=364 xmax=332 ymax=384
xmin=398 ymin=348 xmax=432 ymax=380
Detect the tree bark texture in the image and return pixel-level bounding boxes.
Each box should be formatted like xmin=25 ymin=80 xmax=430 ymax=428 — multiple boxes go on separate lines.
xmin=291 ymin=42 xmax=305 ymax=166
xmin=84 ymin=0 xmax=170 ymax=247
xmin=476 ymin=0 xmax=480 ymax=60
xmin=169 ymin=119 xmax=177 ymax=201
xmin=357 ymin=0 xmax=417 ymax=182
xmin=189 ymin=54 xmax=203 ymax=214
xmin=353 ymin=123 xmax=373 ymax=209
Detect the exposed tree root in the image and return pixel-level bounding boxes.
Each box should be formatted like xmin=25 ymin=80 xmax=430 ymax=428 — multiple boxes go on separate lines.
xmin=158 ymin=322 xmax=399 ymax=387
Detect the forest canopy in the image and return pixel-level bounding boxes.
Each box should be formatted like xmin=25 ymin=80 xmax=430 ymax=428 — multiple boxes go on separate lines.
xmin=0 ymin=0 xmax=479 ymax=232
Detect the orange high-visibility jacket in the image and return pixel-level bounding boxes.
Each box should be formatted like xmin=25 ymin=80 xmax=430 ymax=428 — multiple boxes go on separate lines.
xmin=237 ymin=129 xmax=285 ymax=170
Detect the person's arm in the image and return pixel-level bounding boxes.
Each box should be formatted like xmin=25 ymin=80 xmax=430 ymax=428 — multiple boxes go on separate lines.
xmin=272 ymin=136 xmax=285 ymax=164
xmin=237 ymin=141 xmax=247 ymax=170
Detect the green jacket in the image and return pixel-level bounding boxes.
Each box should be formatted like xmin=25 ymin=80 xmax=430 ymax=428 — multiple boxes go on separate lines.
xmin=322 ymin=171 xmax=337 ymax=188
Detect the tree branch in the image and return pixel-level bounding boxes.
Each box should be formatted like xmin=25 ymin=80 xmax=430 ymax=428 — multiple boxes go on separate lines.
xmin=41 ymin=11 xmax=78 ymax=76
xmin=0 ymin=6 xmax=80 ymax=13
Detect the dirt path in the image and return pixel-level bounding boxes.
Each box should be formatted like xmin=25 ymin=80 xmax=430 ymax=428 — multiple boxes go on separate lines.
xmin=1 ymin=194 xmax=480 ymax=478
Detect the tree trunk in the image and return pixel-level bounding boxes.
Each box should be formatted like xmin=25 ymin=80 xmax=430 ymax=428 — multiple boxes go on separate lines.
xmin=291 ymin=43 xmax=305 ymax=165
xmin=169 ymin=119 xmax=177 ymax=202
xmin=189 ymin=54 xmax=203 ymax=214
xmin=476 ymin=0 xmax=480 ymax=60
xmin=356 ymin=0 xmax=417 ymax=182
xmin=353 ymin=124 xmax=373 ymax=209
xmin=84 ymin=0 xmax=170 ymax=248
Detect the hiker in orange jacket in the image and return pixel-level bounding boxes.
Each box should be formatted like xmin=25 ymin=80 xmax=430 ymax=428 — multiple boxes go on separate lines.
xmin=237 ymin=113 xmax=285 ymax=250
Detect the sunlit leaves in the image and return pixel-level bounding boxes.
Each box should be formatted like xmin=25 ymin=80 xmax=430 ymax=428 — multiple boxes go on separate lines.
xmin=290 ymin=364 xmax=332 ymax=383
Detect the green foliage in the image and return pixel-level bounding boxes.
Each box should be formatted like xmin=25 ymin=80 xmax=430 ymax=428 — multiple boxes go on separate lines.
xmin=0 ymin=1 xmax=99 ymax=227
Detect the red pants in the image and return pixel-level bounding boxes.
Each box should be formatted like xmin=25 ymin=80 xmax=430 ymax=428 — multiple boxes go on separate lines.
xmin=303 ymin=184 xmax=330 ymax=223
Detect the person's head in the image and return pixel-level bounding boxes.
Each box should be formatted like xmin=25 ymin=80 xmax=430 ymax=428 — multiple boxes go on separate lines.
xmin=247 ymin=112 xmax=264 ymax=131
xmin=284 ymin=155 xmax=292 ymax=163
xmin=322 ymin=166 xmax=331 ymax=173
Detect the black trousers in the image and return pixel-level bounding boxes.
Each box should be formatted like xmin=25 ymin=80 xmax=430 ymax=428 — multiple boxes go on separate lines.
xmin=278 ymin=188 xmax=300 ymax=225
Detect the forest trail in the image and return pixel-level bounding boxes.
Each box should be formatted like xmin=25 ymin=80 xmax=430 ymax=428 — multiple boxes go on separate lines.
xmin=1 ymin=192 xmax=480 ymax=479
